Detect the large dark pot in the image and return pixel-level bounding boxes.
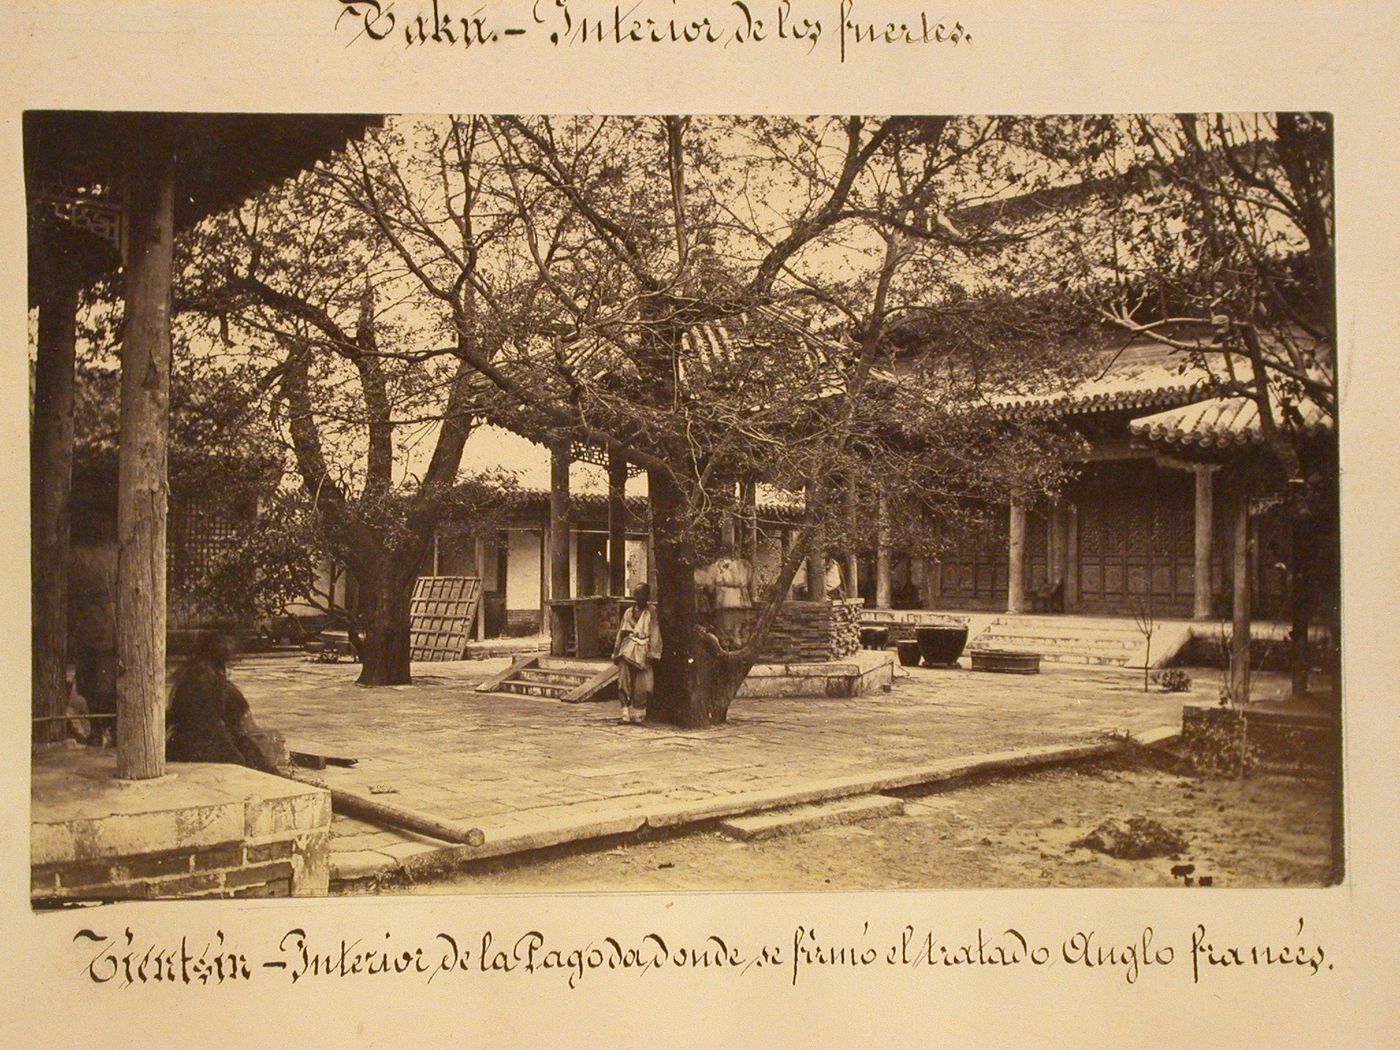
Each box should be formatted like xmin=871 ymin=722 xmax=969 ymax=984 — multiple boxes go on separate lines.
xmin=895 ymin=639 xmax=922 ymax=667
xmin=860 ymin=626 xmax=890 ymax=650
xmin=916 ymin=625 xmax=969 ymax=667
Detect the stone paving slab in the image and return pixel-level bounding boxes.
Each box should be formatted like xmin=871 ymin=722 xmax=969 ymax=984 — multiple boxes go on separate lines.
xmin=228 ymin=655 xmax=1274 ymax=885
xmin=719 ymin=794 xmax=906 ymax=840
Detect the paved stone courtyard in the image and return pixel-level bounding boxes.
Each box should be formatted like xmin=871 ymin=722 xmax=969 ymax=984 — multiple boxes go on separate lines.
xmin=230 ymin=653 xmax=1279 ymax=883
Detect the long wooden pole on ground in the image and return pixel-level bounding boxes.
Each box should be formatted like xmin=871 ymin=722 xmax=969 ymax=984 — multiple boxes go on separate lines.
xmin=31 ymin=250 xmax=79 ymax=746
xmin=115 ymin=132 xmax=176 ymax=780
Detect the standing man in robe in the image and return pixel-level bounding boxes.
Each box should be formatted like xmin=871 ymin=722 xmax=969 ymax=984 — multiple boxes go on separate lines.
xmin=612 ymin=584 xmax=662 ymax=725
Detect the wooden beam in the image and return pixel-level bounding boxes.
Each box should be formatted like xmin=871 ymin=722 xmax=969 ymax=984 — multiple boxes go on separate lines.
xmin=607 ymin=453 xmax=627 ymax=595
xmin=115 ymin=134 xmax=176 ymax=780
xmin=30 ymin=250 xmax=78 ymax=746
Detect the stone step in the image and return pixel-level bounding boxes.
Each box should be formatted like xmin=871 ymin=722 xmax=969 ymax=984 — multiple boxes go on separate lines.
xmin=972 ymin=640 xmax=1138 ymax=659
xmin=717 ymin=794 xmax=905 ymax=841
xmin=976 ymin=630 xmax=1140 ymax=648
xmin=987 ymin=622 xmax=1150 ymax=640
xmin=1028 ymin=652 xmax=1132 ymax=666
xmin=515 ymin=668 xmax=592 ymax=686
xmin=994 ymin=615 xmax=1170 ymax=631
xmin=499 ymin=679 xmax=573 ymax=698
xmin=537 ymin=657 xmax=610 ymax=673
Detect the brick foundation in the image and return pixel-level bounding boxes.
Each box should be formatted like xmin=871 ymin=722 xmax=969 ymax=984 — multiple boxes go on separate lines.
xmin=31 ymin=749 xmax=331 ymax=903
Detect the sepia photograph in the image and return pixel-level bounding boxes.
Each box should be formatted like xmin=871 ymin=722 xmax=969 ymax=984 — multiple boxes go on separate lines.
xmin=27 ymin=111 xmax=1341 ymax=904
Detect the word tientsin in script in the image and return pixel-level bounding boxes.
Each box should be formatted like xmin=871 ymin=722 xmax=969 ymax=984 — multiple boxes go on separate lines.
xmin=334 ymin=0 xmax=972 ymax=61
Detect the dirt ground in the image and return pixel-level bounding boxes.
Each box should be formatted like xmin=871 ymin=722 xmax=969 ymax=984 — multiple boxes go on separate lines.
xmin=386 ymin=753 xmax=1338 ymax=893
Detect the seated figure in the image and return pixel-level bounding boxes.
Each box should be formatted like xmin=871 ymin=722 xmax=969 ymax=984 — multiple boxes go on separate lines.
xmin=166 ymin=632 xmax=279 ymax=773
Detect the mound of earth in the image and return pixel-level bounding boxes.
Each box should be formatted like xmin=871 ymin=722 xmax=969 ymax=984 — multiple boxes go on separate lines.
xmin=1071 ymin=816 xmax=1188 ymax=859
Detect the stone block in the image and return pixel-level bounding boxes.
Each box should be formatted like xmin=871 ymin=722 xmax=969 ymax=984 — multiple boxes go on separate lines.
xmin=224 ymin=860 xmax=295 ymax=889
xmin=292 ymin=831 xmax=331 ymax=895
xmin=719 ymin=795 xmax=905 ymax=841
xmin=244 ymin=786 xmax=331 ymax=838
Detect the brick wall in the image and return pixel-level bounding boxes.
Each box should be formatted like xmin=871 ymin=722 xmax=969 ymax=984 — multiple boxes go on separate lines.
xmin=31 ymin=831 xmax=330 ymax=902
xmin=31 ymin=751 xmax=332 ymax=903
xmin=505 ymin=609 xmax=543 ymax=635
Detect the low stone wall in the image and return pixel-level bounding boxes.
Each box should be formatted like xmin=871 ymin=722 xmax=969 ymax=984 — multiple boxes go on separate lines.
xmin=739 ymin=650 xmax=896 ymax=699
xmin=32 ymin=750 xmax=331 ymax=903
xmin=860 ymin=608 xmax=971 ymax=642
xmin=1181 ymin=703 xmax=1336 ymax=773
xmin=756 ymin=599 xmax=864 ymax=663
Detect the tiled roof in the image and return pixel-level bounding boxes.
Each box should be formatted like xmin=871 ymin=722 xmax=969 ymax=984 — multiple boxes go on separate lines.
xmin=985 ymin=340 xmax=1238 ymax=418
xmin=1128 ymin=393 xmax=1332 ymax=451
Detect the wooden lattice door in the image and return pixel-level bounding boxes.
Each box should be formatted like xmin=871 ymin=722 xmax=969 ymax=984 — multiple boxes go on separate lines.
xmin=1075 ymin=461 xmax=1194 ymax=617
xmin=408 ymin=576 xmax=482 ymax=661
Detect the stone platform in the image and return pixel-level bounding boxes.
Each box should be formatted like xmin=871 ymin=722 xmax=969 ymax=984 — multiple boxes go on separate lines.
xmin=30 ymin=748 xmax=331 ymax=903
xmin=738 ymin=649 xmax=896 ymax=698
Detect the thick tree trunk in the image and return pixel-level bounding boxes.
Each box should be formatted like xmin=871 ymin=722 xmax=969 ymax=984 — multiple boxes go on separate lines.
xmin=648 ymin=468 xmax=700 ymax=726
xmin=356 ymin=576 xmax=414 ymax=686
xmin=31 ymin=257 xmax=78 ymax=746
xmin=647 ymin=469 xmax=776 ymax=728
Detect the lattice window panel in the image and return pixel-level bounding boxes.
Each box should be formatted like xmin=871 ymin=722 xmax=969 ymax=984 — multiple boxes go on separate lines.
xmin=409 ymin=576 xmax=482 ymax=662
xmin=168 ymin=495 xmax=244 ymax=587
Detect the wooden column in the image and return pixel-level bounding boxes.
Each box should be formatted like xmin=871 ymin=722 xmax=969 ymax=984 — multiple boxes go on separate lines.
xmin=1064 ymin=503 xmax=1080 ymax=612
xmin=31 ymin=251 xmax=79 ymax=746
xmin=645 ymin=502 xmax=658 ymax=593
xmin=1047 ymin=501 xmax=1063 ymax=584
xmin=1230 ymin=494 xmax=1252 ymax=703
xmin=115 ymin=135 xmax=177 ymax=780
xmin=1193 ymin=465 xmax=1217 ymax=620
xmin=607 ymin=453 xmax=627 ymax=596
xmin=1007 ymin=501 xmax=1027 ymax=615
xmin=804 ymin=481 xmax=825 ymax=599
xmin=474 ymin=536 xmax=487 ymax=640
xmin=844 ymin=474 xmax=860 ymax=602
xmin=548 ymin=445 xmax=571 ymax=655
xmin=718 ymin=478 xmax=738 ymax=550
xmin=740 ymin=477 xmax=758 ymax=563
xmin=875 ymin=489 xmax=892 ymax=609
